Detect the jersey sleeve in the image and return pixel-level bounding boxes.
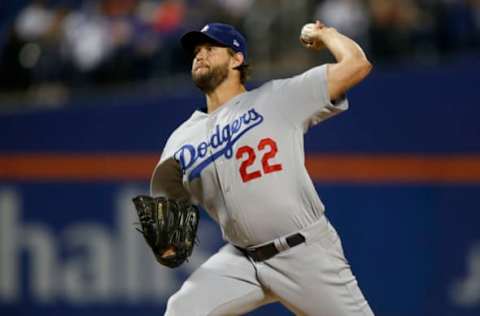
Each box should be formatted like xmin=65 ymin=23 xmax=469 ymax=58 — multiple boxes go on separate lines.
xmin=271 ymin=64 xmax=349 ymax=130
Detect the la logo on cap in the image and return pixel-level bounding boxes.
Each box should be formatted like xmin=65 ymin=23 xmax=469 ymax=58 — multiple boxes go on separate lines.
xmin=233 ymin=39 xmax=240 ymax=47
xmin=201 ymin=25 xmax=209 ymax=32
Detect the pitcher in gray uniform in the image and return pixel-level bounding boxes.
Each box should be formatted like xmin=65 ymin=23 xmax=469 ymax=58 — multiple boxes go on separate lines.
xmin=151 ymin=21 xmax=374 ymax=316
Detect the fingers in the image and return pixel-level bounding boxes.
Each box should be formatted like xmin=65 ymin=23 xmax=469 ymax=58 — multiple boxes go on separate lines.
xmin=161 ymin=246 xmax=177 ymax=258
xmin=299 ymin=36 xmax=313 ymax=49
xmin=299 ymin=21 xmax=328 ymax=50
xmin=315 ymin=20 xmax=326 ymax=29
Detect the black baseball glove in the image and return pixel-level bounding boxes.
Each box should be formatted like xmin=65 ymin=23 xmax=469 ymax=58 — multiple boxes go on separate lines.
xmin=132 ymin=195 xmax=199 ymax=268
xmin=132 ymin=158 xmax=199 ymax=268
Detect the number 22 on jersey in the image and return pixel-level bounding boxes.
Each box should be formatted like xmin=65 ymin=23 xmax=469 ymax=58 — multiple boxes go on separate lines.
xmin=235 ymin=137 xmax=283 ymax=183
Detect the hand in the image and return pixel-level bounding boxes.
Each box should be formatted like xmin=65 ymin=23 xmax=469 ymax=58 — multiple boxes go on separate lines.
xmin=300 ymin=20 xmax=327 ymax=50
xmin=161 ymin=246 xmax=177 ymax=258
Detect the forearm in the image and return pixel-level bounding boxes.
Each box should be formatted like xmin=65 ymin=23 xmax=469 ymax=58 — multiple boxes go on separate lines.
xmin=318 ymin=28 xmax=368 ymax=64
xmin=301 ymin=21 xmax=372 ymax=100
xmin=317 ymin=27 xmax=372 ymax=100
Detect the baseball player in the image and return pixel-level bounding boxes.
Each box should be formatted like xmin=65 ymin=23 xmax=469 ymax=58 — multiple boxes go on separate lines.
xmin=151 ymin=21 xmax=374 ymax=315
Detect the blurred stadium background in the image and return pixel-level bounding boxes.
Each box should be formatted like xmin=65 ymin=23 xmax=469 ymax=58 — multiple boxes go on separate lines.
xmin=0 ymin=0 xmax=479 ymax=315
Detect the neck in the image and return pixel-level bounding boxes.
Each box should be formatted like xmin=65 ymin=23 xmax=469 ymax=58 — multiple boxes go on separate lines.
xmin=205 ymin=79 xmax=246 ymax=113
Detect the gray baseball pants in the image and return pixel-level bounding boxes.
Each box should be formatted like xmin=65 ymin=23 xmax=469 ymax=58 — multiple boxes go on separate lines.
xmin=165 ymin=215 xmax=374 ymax=316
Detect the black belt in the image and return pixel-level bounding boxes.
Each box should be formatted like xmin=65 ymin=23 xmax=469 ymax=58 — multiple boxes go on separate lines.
xmin=236 ymin=233 xmax=306 ymax=262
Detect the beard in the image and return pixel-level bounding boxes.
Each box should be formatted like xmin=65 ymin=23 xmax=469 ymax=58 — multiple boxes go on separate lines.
xmin=192 ymin=61 xmax=229 ymax=94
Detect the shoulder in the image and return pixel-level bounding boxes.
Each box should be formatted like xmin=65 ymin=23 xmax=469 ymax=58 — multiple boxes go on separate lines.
xmin=245 ymin=67 xmax=325 ymax=96
xmin=162 ymin=111 xmax=205 ymax=156
xmin=170 ymin=110 xmax=202 ymax=138
xmin=242 ymin=80 xmax=277 ymax=100
xmin=273 ymin=65 xmax=327 ymax=87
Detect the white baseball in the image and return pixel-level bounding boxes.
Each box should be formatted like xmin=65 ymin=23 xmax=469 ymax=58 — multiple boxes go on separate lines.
xmin=300 ymin=23 xmax=316 ymax=42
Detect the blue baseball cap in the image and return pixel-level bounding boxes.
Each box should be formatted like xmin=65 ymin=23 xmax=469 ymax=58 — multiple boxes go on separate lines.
xmin=180 ymin=23 xmax=248 ymax=65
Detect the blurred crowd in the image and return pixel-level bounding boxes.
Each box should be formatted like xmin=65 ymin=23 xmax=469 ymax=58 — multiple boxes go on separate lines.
xmin=0 ymin=0 xmax=479 ymax=97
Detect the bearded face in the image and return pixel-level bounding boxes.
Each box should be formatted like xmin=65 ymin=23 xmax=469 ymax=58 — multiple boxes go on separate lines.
xmin=191 ymin=60 xmax=229 ymax=94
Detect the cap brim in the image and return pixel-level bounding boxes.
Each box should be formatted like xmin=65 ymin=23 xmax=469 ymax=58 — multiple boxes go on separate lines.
xmin=180 ymin=31 xmax=226 ymax=56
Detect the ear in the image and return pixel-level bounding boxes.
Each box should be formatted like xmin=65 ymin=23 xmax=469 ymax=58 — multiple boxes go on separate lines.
xmin=230 ymin=52 xmax=244 ymax=69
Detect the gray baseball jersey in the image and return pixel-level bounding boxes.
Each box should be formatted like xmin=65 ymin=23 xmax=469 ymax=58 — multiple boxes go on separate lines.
xmin=153 ymin=65 xmax=374 ymax=316
xmin=152 ymin=65 xmax=347 ymax=248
